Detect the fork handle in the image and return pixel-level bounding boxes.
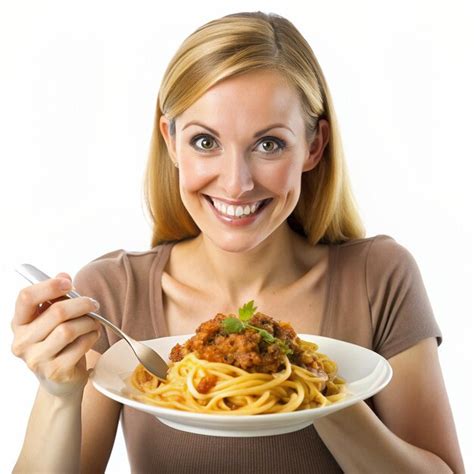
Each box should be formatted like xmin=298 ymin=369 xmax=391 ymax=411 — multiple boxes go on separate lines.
xmin=15 ymin=263 xmax=128 ymax=341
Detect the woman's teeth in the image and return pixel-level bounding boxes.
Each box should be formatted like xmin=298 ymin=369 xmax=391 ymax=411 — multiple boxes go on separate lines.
xmin=210 ymin=197 xmax=264 ymax=218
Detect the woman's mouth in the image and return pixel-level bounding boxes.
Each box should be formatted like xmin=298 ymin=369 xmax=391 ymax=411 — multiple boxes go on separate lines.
xmin=203 ymin=195 xmax=272 ymax=226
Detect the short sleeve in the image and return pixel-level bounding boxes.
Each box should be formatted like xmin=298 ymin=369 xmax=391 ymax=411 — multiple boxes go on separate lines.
xmin=72 ymin=249 xmax=128 ymax=354
xmin=367 ymin=235 xmax=442 ymax=360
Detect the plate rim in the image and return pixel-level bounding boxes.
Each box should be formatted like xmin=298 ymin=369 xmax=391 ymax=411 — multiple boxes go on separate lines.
xmin=91 ymin=334 xmax=393 ymax=422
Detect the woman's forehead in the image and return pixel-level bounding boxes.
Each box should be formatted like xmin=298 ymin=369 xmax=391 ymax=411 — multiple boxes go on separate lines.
xmin=176 ymin=70 xmax=305 ymax=133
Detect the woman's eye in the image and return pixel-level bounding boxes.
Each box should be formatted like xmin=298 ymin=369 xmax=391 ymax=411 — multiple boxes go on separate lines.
xmin=190 ymin=135 xmax=218 ymax=152
xmin=255 ymin=137 xmax=286 ymax=154
xmin=190 ymin=134 xmax=286 ymax=155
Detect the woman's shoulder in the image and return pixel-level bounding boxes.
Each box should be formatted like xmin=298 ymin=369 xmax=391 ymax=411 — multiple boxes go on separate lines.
xmin=73 ymin=243 xmax=174 ymax=287
xmin=337 ymin=234 xmax=425 ymax=303
xmin=338 ymin=233 xmax=401 ymax=250
xmin=334 ymin=234 xmax=421 ymax=289
xmin=337 ymin=234 xmax=416 ymax=265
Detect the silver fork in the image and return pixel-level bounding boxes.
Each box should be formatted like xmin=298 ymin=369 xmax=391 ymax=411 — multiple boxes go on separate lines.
xmin=15 ymin=263 xmax=169 ymax=379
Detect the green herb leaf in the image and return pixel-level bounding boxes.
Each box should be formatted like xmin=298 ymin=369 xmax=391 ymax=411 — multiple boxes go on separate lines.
xmin=238 ymin=300 xmax=257 ymax=322
xmin=278 ymin=341 xmax=294 ymax=355
xmin=246 ymin=324 xmax=275 ymax=343
xmin=222 ymin=302 xmax=294 ymax=357
xmin=222 ymin=317 xmax=244 ymax=334
xmin=260 ymin=331 xmax=276 ymax=343
xmin=258 ymin=329 xmax=275 ymax=343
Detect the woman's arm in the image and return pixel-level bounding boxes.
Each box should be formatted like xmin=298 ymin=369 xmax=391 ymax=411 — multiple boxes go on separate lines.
xmin=13 ymin=350 xmax=121 ymax=473
xmin=80 ymin=350 xmax=122 ymax=473
xmin=313 ymin=337 xmax=464 ymax=473
xmin=13 ymin=386 xmax=84 ymax=473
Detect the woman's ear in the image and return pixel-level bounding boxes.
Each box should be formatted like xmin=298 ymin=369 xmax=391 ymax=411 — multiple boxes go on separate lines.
xmin=159 ymin=115 xmax=177 ymax=162
xmin=302 ymin=119 xmax=330 ymax=172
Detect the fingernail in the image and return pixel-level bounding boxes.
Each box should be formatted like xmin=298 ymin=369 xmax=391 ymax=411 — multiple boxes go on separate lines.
xmin=59 ymin=278 xmax=72 ymax=290
xmin=88 ymin=297 xmax=100 ymax=310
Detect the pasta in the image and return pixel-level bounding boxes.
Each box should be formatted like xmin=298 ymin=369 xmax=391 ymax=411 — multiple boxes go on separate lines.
xmin=129 ymin=303 xmax=346 ymax=414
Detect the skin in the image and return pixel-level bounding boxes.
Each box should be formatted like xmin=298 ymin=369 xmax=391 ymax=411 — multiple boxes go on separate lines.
xmin=11 ymin=275 xmax=104 ymax=472
xmin=159 ymin=69 xmax=330 ymax=309
xmin=11 ymin=69 xmax=464 ymax=473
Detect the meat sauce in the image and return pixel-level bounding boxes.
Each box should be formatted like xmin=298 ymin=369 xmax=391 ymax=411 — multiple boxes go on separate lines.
xmin=170 ymin=312 xmax=328 ymax=378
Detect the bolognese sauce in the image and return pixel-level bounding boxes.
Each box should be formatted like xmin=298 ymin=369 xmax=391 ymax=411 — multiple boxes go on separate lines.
xmin=170 ymin=312 xmax=328 ymax=379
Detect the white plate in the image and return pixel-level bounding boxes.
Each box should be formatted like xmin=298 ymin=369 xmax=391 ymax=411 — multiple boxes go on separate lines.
xmin=91 ymin=334 xmax=392 ymax=437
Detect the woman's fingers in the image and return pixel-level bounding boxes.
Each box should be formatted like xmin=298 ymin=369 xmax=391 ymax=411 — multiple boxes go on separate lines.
xmin=13 ymin=276 xmax=73 ymax=327
xmin=11 ymin=271 xmax=103 ymax=396
xmin=50 ymin=331 xmax=101 ymax=378
xmin=35 ymin=273 xmax=72 ymax=317
xmin=22 ymin=316 xmax=100 ymax=377
xmin=25 ymin=330 xmax=101 ymax=396
xmin=55 ymin=272 xmax=72 ymax=282
xmin=11 ymin=297 xmax=101 ymax=360
xmin=44 ymin=315 xmax=100 ymax=356
xmin=16 ymin=296 xmax=100 ymax=349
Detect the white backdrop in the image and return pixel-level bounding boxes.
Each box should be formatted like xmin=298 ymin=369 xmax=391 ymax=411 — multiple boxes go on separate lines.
xmin=1 ymin=0 xmax=472 ymax=472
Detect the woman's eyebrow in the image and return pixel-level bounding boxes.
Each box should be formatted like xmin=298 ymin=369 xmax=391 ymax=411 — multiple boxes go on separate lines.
xmin=181 ymin=121 xmax=295 ymax=137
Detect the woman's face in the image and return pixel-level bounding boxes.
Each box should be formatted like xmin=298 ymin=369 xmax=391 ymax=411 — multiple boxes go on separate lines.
xmin=160 ymin=69 xmax=329 ymax=253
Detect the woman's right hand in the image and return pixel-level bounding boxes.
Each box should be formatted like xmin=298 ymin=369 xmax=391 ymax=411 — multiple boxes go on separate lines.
xmin=11 ymin=273 xmax=102 ymax=397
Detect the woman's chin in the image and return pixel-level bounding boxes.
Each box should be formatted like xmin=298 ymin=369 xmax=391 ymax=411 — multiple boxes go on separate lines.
xmin=205 ymin=232 xmax=268 ymax=254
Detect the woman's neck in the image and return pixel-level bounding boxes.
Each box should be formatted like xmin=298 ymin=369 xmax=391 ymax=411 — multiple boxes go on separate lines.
xmin=185 ymin=223 xmax=305 ymax=307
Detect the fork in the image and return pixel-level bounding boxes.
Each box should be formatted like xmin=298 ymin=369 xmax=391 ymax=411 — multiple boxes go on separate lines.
xmin=15 ymin=263 xmax=169 ymax=379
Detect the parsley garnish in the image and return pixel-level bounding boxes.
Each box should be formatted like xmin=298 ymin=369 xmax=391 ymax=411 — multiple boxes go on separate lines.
xmin=221 ymin=300 xmax=293 ymax=355
xmin=238 ymin=300 xmax=257 ymax=322
xmin=222 ymin=317 xmax=245 ymax=334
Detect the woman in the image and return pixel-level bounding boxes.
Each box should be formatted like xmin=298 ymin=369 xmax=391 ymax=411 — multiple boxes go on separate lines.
xmin=11 ymin=11 xmax=464 ymax=473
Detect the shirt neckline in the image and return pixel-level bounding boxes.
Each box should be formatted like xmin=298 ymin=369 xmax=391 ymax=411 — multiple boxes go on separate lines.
xmin=150 ymin=241 xmax=337 ymax=338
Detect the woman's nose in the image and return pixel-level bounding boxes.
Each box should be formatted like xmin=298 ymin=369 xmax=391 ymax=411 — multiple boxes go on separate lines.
xmin=218 ymin=149 xmax=254 ymax=198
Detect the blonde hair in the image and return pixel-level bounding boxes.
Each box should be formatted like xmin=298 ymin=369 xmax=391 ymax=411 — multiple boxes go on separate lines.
xmin=143 ymin=11 xmax=365 ymax=247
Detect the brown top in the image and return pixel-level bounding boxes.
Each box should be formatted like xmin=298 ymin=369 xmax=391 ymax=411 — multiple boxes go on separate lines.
xmin=73 ymin=234 xmax=442 ymax=474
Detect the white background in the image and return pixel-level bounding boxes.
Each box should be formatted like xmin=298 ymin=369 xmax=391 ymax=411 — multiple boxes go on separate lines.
xmin=1 ymin=0 xmax=472 ymax=472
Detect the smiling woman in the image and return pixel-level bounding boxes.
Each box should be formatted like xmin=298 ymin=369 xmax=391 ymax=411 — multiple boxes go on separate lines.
xmin=144 ymin=12 xmax=364 ymax=251
xmin=159 ymin=69 xmax=333 ymax=246
xmin=10 ymin=10 xmax=464 ymax=474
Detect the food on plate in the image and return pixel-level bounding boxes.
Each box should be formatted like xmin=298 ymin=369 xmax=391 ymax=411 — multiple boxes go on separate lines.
xmin=130 ymin=301 xmax=345 ymax=414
